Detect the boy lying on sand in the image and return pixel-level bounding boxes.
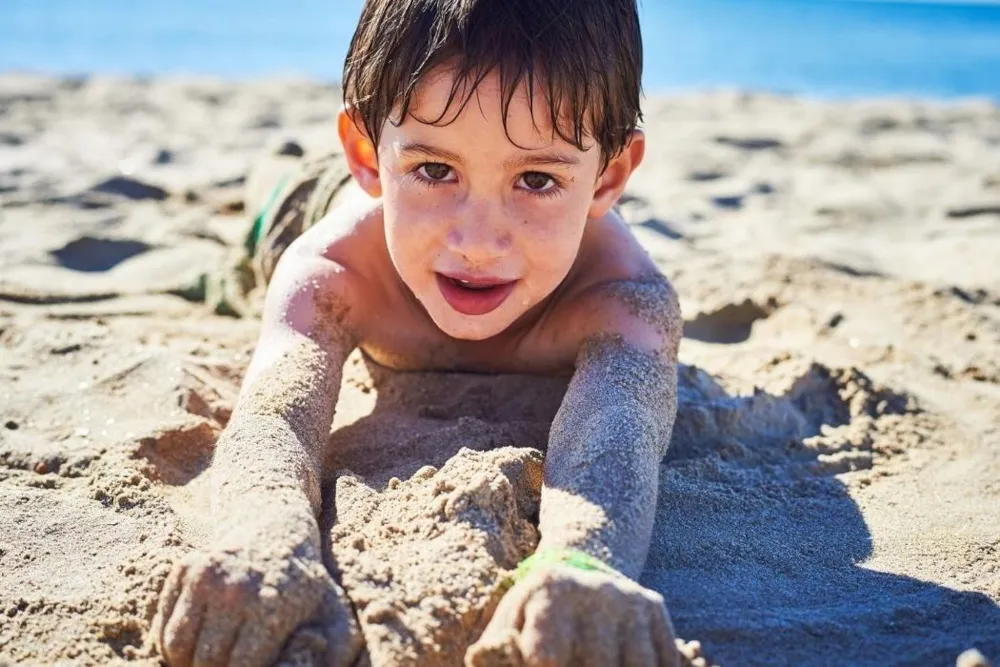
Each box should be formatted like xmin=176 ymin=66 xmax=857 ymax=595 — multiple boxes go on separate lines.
xmin=152 ymin=0 xmax=682 ymax=664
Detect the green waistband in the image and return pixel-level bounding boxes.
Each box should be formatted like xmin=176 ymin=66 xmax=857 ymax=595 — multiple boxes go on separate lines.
xmin=245 ymin=174 xmax=291 ymax=257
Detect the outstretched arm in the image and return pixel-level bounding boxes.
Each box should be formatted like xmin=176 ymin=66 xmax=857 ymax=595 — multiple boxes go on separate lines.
xmin=212 ymin=253 xmax=355 ymax=528
xmin=154 ymin=249 xmax=362 ymax=667
xmin=538 ymin=331 xmax=676 ymax=578
xmin=537 ymin=275 xmax=680 ymax=577
xmin=468 ymin=276 xmax=682 ymax=667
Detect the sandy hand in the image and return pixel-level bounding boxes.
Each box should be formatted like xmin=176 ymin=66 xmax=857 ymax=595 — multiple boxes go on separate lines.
xmin=466 ymin=567 xmax=680 ymax=667
xmin=152 ymin=516 xmax=361 ymax=667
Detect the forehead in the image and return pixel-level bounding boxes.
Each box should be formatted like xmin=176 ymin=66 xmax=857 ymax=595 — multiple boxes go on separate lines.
xmin=396 ymin=65 xmax=593 ymax=153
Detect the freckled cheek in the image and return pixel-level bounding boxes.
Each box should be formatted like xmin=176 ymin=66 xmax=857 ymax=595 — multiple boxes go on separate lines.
xmin=387 ymin=189 xmax=449 ymax=238
xmin=515 ymin=202 xmax=582 ymax=243
xmin=515 ymin=221 xmax=572 ymax=272
xmin=384 ymin=191 xmax=451 ymax=276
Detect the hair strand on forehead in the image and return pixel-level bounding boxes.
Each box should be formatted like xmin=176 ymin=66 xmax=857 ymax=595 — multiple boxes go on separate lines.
xmin=342 ymin=0 xmax=643 ymax=171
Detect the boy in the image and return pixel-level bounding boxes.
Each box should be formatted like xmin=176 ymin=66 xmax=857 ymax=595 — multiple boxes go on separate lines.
xmin=152 ymin=0 xmax=682 ymax=665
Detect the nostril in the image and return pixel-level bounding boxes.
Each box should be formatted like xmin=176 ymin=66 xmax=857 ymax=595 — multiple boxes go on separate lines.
xmin=446 ymin=225 xmax=510 ymax=254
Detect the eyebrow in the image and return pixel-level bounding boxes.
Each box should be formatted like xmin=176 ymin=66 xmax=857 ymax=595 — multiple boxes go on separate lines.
xmin=399 ymin=141 xmax=581 ymax=170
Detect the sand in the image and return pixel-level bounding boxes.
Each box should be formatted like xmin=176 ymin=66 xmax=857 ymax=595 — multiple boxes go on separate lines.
xmin=0 ymin=75 xmax=998 ymax=666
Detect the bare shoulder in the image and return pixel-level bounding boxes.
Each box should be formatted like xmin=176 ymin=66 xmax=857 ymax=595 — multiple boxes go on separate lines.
xmin=252 ymin=198 xmax=385 ymax=363
xmin=552 ymin=212 xmax=682 ymax=359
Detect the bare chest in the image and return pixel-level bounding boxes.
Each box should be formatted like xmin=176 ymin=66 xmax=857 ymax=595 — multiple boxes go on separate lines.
xmin=356 ymin=308 xmax=574 ymax=375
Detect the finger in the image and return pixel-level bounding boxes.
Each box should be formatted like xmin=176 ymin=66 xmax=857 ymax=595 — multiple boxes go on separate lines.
xmin=320 ymin=585 xmax=365 ymax=667
xmin=228 ymin=615 xmax=286 ymax=667
xmin=468 ymin=579 xmax=538 ymax=667
xmin=153 ymin=562 xmax=188 ymax=654
xmin=465 ymin=628 xmax=524 ymax=667
xmin=191 ymin=605 xmax=244 ymax=667
xmin=483 ymin=581 xmax=532 ymax=637
xmin=274 ymin=622 xmax=327 ymax=667
xmin=621 ymin=608 xmax=657 ymax=667
xmin=574 ymin=584 xmax=620 ymax=667
xmin=161 ymin=577 xmax=209 ymax=667
xmin=518 ymin=589 xmax=574 ymax=667
xmin=648 ymin=601 xmax=680 ymax=667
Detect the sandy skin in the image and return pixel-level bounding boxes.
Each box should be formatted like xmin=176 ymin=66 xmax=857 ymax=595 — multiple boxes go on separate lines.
xmin=151 ymin=218 xmax=684 ymax=666
xmin=467 ymin=327 xmax=682 ymax=665
xmin=150 ymin=63 xmax=684 ymax=665
xmin=467 ymin=567 xmax=677 ymax=667
xmin=2 ymin=75 xmax=999 ymax=665
xmin=153 ymin=320 xmax=364 ymax=666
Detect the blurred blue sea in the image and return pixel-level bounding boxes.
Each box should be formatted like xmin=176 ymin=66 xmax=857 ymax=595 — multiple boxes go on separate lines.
xmin=1 ymin=0 xmax=1000 ymax=98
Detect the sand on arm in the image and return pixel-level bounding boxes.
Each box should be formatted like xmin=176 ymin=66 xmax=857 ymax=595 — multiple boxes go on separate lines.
xmin=211 ymin=252 xmax=356 ymax=524
xmin=539 ymin=335 xmax=677 ymax=577
xmin=537 ymin=276 xmax=681 ymax=579
xmin=152 ymin=252 xmax=365 ymax=667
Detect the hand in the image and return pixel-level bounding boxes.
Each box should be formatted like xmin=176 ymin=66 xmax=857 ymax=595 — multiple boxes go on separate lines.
xmin=152 ymin=516 xmax=361 ymax=667
xmin=466 ymin=566 xmax=680 ymax=667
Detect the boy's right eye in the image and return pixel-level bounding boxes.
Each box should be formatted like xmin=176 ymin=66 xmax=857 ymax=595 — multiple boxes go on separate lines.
xmin=417 ymin=163 xmax=454 ymax=182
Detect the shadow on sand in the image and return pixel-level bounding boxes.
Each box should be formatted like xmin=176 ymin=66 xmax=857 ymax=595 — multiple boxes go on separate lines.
xmin=644 ymin=361 xmax=1000 ymax=666
xmin=320 ymin=353 xmax=999 ymax=666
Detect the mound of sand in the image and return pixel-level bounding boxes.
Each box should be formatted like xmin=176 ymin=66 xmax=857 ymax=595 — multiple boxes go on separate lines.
xmin=1 ymin=76 xmax=998 ymax=666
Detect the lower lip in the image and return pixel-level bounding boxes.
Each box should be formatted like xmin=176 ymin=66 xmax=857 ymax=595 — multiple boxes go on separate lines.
xmin=436 ymin=274 xmax=517 ymax=316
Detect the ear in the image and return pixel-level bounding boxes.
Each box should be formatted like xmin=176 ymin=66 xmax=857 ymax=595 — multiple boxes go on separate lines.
xmin=587 ymin=129 xmax=645 ymax=219
xmin=337 ymin=106 xmax=382 ymax=198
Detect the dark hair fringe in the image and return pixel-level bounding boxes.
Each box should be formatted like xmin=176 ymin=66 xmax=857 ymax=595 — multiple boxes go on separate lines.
xmin=342 ymin=0 xmax=643 ymax=170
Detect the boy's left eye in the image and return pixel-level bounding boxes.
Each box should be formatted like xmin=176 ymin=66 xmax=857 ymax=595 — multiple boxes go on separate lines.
xmin=519 ymin=172 xmax=556 ymax=192
xmin=417 ymin=162 xmax=455 ymax=182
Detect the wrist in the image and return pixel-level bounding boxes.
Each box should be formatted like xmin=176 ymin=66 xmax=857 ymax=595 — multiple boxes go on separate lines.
xmin=212 ymin=491 xmax=318 ymax=541
xmin=507 ymin=548 xmax=626 ymax=589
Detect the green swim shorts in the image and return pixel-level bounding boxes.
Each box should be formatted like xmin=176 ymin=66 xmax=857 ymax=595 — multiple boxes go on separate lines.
xmin=193 ymin=145 xmax=352 ymax=317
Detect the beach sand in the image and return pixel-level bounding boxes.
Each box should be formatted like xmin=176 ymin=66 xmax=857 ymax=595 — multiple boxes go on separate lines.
xmin=0 ymin=75 xmax=998 ymax=666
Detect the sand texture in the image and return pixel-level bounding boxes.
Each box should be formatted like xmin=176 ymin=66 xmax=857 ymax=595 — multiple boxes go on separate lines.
xmin=1 ymin=76 xmax=998 ymax=666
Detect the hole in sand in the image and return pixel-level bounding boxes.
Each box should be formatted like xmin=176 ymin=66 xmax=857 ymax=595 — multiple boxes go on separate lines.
xmin=818 ymin=261 xmax=885 ymax=279
xmin=688 ymin=170 xmax=727 ymax=182
xmin=51 ymin=236 xmax=151 ymax=273
xmin=711 ymin=194 xmax=744 ymax=210
xmin=90 ymin=176 xmax=168 ymax=201
xmin=715 ymin=135 xmax=785 ymax=151
xmin=133 ymin=421 xmax=216 ymax=486
xmin=638 ymin=217 xmax=684 ymax=240
xmin=683 ymin=299 xmax=774 ymax=344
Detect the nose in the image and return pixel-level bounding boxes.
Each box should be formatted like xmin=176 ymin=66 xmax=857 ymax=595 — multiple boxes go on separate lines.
xmin=445 ymin=200 xmax=513 ymax=263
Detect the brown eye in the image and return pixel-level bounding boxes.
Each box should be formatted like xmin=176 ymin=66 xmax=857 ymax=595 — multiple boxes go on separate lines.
xmin=420 ymin=163 xmax=452 ymax=181
xmin=521 ymin=172 xmax=553 ymax=191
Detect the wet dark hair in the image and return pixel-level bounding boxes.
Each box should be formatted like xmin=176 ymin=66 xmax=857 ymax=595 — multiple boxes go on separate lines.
xmin=342 ymin=0 xmax=643 ymax=170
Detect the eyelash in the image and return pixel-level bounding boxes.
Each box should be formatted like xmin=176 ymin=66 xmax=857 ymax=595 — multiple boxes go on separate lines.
xmin=410 ymin=163 xmax=564 ymax=199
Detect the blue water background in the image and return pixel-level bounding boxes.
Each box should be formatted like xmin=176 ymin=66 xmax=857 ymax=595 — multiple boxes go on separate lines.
xmin=2 ymin=0 xmax=1000 ymax=98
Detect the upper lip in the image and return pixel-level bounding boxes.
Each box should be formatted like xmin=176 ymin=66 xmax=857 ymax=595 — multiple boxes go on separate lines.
xmin=437 ymin=271 xmax=515 ymax=287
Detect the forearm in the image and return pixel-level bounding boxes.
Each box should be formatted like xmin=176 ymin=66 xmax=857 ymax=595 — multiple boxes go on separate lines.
xmin=211 ymin=337 xmax=343 ymax=527
xmin=537 ymin=336 xmax=677 ymax=579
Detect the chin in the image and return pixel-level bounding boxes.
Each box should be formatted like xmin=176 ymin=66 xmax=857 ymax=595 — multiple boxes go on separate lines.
xmin=425 ymin=304 xmax=516 ymax=341
xmin=432 ymin=315 xmax=510 ymax=341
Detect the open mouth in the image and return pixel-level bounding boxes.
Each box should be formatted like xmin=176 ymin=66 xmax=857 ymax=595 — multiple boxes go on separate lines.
xmin=447 ymin=276 xmax=496 ymax=290
xmin=435 ymin=272 xmax=517 ymax=316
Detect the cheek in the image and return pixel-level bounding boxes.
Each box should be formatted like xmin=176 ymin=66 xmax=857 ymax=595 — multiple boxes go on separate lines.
xmin=524 ymin=232 xmax=583 ymax=285
xmin=383 ymin=186 xmax=447 ymax=277
xmin=519 ymin=201 xmax=589 ymax=263
xmin=384 ymin=182 xmax=442 ymax=239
